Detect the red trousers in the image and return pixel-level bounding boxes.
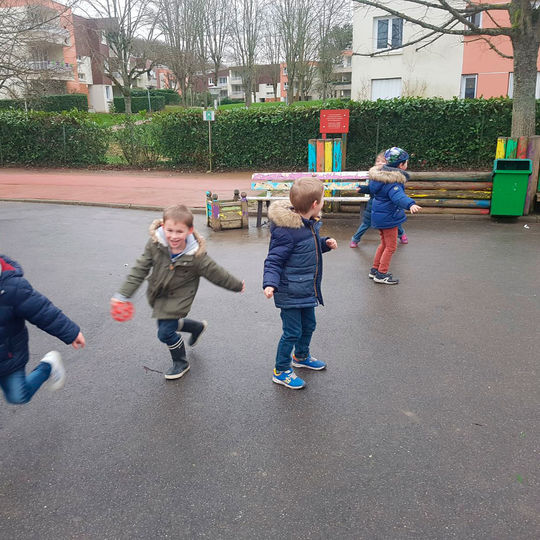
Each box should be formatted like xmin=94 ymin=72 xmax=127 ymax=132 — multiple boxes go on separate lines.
xmin=373 ymin=227 xmax=398 ymax=274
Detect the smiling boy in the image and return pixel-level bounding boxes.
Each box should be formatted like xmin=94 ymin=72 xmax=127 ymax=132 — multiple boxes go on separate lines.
xmin=111 ymin=204 xmax=244 ymax=380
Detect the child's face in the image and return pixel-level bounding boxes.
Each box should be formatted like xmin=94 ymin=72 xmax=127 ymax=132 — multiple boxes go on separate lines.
xmin=163 ymin=219 xmax=193 ymax=252
xmin=375 ymin=155 xmax=386 ymax=167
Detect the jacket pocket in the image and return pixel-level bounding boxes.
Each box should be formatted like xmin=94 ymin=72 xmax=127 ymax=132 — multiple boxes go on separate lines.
xmin=287 ymin=274 xmax=314 ymax=299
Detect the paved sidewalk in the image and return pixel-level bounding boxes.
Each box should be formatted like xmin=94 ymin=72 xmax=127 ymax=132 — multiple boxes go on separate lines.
xmin=0 ymin=167 xmax=254 ymax=209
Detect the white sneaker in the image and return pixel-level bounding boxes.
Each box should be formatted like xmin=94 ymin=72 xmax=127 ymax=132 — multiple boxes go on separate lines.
xmin=41 ymin=351 xmax=65 ymax=391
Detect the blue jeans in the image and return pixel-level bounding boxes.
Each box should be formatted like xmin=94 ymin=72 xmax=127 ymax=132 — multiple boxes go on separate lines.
xmin=157 ymin=319 xmax=181 ymax=346
xmin=275 ymin=307 xmax=316 ymax=372
xmin=352 ymin=217 xmax=404 ymax=242
xmin=0 ymin=363 xmax=52 ymax=404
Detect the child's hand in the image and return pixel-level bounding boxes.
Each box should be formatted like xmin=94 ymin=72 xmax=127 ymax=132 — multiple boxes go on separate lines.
xmin=264 ymin=286 xmax=275 ymax=298
xmin=326 ymin=238 xmax=338 ymax=250
xmin=409 ymin=204 xmax=422 ymax=214
xmin=72 ymin=332 xmax=86 ymax=349
xmin=240 ymin=280 xmax=245 ymax=293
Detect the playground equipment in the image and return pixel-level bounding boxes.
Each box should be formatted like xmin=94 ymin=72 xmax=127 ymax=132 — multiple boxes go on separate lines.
xmin=206 ymin=189 xmax=249 ymax=231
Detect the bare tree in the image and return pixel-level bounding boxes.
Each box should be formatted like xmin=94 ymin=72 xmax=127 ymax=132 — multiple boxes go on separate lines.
xmin=272 ymin=0 xmax=314 ymax=103
xmin=261 ymin=14 xmax=282 ymax=99
xmin=352 ymin=0 xmax=540 ymax=136
xmin=79 ymin=0 xmax=157 ymax=113
xmin=205 ymin=0 xmax=230 ymax=92
xmin=157 ymin=0 xmax=205 ymax=106
xmin=230 ymin=0 xmax=264 ymax=106
xmin=0 ymin=1 xmax=78 ymax=99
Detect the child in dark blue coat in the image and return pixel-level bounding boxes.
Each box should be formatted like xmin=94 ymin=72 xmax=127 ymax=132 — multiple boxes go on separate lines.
xmin=368 ymin=148 xmax=422 ymax=285
xmin=0 ymin=255 xmax=85 ymax=404
xmin=263 ymin=177 xmax=337 ymax=389
xmin=350 ymin=152 xmax=408 ymax=247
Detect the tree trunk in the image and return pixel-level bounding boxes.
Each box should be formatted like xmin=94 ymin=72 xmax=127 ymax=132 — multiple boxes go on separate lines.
xmin=510 ymin=33 xmax=539 ymax=136
xmin=124 ymin=91 xmax=132 ymax=115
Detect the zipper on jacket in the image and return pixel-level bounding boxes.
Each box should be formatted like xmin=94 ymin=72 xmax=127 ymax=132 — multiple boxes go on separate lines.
xmin=310 ymin=224 xmax=320 ymax=301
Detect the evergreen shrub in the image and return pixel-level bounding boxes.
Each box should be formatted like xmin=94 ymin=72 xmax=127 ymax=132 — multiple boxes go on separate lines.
xmin=113 ymin=96 xmax=166 ymax=113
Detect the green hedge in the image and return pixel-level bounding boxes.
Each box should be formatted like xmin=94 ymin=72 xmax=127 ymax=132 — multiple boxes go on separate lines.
xmin=113 ymin=96 xmax=166 ymax=113
xmin=0 ymin=94 xmax=88 ymax=112
xmin=0 ymin=110 xmax=109 ymax=165
xmin=154 ymin=97 xmax=521 ymax=170
xmin=131 ymin=88 xmax=181 ymax=105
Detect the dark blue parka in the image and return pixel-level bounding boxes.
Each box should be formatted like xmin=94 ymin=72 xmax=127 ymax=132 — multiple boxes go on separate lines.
xmin=0 ymin=255 xmax=80 ymax=377
xmin=368 ymin=165 xmax=416 ymax=229
xmin=263 ymin=200 xmax=330 ymax=309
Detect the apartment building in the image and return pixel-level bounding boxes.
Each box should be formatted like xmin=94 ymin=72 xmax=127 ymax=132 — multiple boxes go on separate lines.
xmin=0 ymin=0 xmax=79 ymax=99
xmin=351 ymin=1 xmax=464 ymax=100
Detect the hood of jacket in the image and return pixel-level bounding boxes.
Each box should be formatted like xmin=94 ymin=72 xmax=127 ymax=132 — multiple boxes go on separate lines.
xmin=148 ymin=218 xmax=206 ymax=257
xmin=0 ymin=256 xmax=22 ymax=281
xmin=368 ymin=165 xmax=408 ymax=185
xmin=268 ymin=199 xmax=321 ymax=228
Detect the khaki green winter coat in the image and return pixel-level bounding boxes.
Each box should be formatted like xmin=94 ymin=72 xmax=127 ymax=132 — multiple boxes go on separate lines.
xmin=119 ymin=219 xmax=243 ymax=319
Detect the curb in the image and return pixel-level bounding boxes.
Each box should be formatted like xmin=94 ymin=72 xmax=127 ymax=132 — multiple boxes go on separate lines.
xmin=1 ymin=197 xmax=539 ymax=222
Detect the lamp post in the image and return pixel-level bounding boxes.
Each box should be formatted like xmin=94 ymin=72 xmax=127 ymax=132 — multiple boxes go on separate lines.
xmin=146 ymin=85 xmax=153 ymax=112
xmin=208 ymin=83 xmax=220 ymax=110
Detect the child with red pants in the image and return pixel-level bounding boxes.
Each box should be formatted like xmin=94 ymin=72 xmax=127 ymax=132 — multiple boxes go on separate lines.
xmin=367 ymin=147 xmax=422 ymax=285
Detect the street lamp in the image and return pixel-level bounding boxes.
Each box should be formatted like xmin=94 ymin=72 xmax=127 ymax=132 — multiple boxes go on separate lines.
xmin=146 ymin=85 xmax=154 ymax=113
xmin=208 ymin=83 xmax=220 ymax=110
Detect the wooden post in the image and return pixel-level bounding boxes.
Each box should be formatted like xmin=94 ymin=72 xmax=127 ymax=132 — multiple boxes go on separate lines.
xmin=505 ymin=137 xmax=518 ymax=158
xmin=240 ymin=192 xmax=249 ymax=228
xmin=324 ymin=140 xmax=333 ymax=172
xmin=308 ymin=139 xmax=316 ymax=172
xmin=341 ymin=133 xmax=347 ymax=170
xmin=516 ymin=136 xmax=528 ymax=159
xmin=525 ymin=135 xmax=540 ymax=215
xmin=333 ymin=139 xmax=342 ymax=172
xmin=495 ymin=137 xmax=507 ymax=159
xmin=316 ymin=139 xmax=325 ymax=172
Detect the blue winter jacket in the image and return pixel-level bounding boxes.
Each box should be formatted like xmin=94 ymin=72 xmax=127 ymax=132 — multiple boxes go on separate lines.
xmin=263 ymin=200 xmax=331 ymax=309
xmin=368 ymin=165 xmax=416 ymax=229
xmin=0 ymin=255 xmax=80 ymax=377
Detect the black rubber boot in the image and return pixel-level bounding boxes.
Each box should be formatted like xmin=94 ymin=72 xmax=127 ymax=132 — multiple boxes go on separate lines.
xmin=165 ymin=338 xmax=190 ymax=380
xmin=179 ymin=319 xmax=208 ymax=347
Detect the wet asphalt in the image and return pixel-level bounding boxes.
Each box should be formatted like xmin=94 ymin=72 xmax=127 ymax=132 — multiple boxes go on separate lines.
xmin=0 ymin=202 xmax=538 ymax=539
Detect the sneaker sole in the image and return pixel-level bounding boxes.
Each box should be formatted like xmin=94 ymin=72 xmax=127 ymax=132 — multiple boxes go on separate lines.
xmin=373 ymin=278 xmax=399 ymax=285
xmin=272 ymin=376 xmax=306 ymax=389
xmin=189 ymin=320 xmax=208 ymax=347
xmin=368 ymin=273 xmax=376 ymax=279
xmin=41 ymin=351 xmax=65 ymax=391
xmin=164 ymin=365 xmax=191 ymax=380
xmin=291 ymin=361 xmax=326 ymax=371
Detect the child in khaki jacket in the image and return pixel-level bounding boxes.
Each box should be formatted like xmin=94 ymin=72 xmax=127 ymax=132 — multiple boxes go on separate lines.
xmin=112 ymin=204 xmax=244 ymax=380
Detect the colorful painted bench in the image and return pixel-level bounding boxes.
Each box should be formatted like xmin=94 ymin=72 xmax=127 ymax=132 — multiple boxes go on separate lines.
xmin=249 ymin=171 xmax=370 ymax=227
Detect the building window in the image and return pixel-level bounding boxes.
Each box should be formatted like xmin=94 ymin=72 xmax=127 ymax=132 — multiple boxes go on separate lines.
xmin=371 ymin=78 xmax=402 ymax=100
xmin=208 ymin=78 xmax=214 ymax=86
xmin=465 ymin=12 xmax=482 ymax=27
xmin=460 ymin=75 xmax=477 ymax=98
xmin=283 ymin=66 xmax=287 ymax=75
xmin=343 ymin=56 xmax=352 ymax=68
xmin=508 ymin=72 xmax=540 ymax=98
xmin=284 ymin=82 xmax=289 ymax=90
xmin=375 ymin=17 xmax=403 ymax=50
xmin=219 ymin=76 xmax=227 ymax=84
xmin=105 ymin=86 xmax=112 ymax=100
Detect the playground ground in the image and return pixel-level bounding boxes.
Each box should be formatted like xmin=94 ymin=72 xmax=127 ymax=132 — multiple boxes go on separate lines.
xmin=0 ymin=200 xmax=538 ymax=539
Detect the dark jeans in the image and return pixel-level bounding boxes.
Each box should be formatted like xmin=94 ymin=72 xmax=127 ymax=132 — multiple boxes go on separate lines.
xmin=275 ymin=307 xmax=316 ymax=372
xmin=0 ymin=363 xmax=52 ymax=404
xmin=157 ymin=318 xmax=203 ymax=346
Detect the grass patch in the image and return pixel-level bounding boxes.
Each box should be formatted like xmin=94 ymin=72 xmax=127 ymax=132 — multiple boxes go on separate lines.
xmin=87 ymin=111 xmax=147 ymax=128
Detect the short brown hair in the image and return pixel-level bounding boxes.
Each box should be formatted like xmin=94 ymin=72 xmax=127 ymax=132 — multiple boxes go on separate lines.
xmin=289 ymin=177 xmax=324 ymax=214
xmin=163 ymin=204 xmax=193 ymax=227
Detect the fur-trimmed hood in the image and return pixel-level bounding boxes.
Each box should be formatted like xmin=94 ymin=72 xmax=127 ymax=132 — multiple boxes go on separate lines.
xmin=148 ymin=218 xmax=206 ymax=257
xmin=368 ymin=165 xmax=408 ymax=185
xmin=268 ymin=200 xmax=320 ymax=228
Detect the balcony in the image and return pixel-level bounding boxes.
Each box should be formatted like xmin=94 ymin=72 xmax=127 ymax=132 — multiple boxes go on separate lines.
xmin=27 ymin=25 xmax=71 ymax=47
xmin=28 ymin=60 xmax=74 ymax=80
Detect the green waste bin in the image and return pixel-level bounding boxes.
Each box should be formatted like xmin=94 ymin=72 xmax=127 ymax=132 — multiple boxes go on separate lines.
xmin=490 ymin=158 xmax=532 ymax=216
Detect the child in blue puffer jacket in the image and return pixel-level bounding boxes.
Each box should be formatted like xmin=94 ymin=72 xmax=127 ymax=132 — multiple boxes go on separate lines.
xmin=368 ymin=147 xmax=422 ymax=285
xmin=0 ymin=255 xmax=85 ymax=404
xmin=263 ymin=177 xmax=337 ymax=390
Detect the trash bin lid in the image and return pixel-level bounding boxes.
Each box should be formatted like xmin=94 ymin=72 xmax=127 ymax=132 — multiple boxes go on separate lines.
xmin=493 ymin=158 xmax=532 ymax=172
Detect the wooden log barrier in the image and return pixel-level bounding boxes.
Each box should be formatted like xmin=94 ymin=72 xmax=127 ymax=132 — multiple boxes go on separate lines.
xmin=416 ymin=198 xmax=490 ymax=208
xmin=405 ymin=181 xmax=492 ymax=190
xmin=406 ymin=189 xmax=492 ymax=200
xmin=407 ymin=171 xmax=492 ymax=181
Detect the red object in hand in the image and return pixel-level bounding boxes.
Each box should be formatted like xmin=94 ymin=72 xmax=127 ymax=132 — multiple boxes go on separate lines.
xmin=111 ymin=301 xmax=134 ymax=322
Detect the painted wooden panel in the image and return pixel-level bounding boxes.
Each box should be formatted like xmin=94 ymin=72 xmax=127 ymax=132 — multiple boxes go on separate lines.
xmin=252 ymin=172 xmax=369 ymax=181
xmin=516 ymin=136 xmax=528 ymax=159
xmin=525 ymin=135 xmax=540 ymax=214
xmin=308 ymin=139 xmax=316 ymax=172
xmin=505 ymin=138 xmax=518 ymax=158
xmin=333 ymin=139 xmax=342 ymax=172
xmin=316 ymin=139 xmax=325 ymax=172
xmin=495 ymin=137 xmax=506 ymax=159
xmin=324 ymin=140 xmax=333 ymax=172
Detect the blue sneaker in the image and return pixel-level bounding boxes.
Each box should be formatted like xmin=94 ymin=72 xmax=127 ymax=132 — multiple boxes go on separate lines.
xmin=272 ymin=369 xmax=306 ymax=389
xmin=291 ymin=354 xmax=326 ymax=371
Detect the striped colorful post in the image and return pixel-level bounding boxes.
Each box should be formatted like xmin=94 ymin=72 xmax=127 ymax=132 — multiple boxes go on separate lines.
xmin=324 ymin=140 xmax=333 ymax=172
xmin=332 ymin=139 xmax=342 ymax=172
xmin=505 ymin=138 xmax=518 ymax=158
xmin=316 ymin=139 xmax=325 ymax=172
xmin=308 ymin=139 xmax=316 ymax=172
